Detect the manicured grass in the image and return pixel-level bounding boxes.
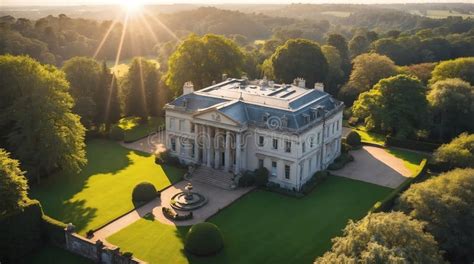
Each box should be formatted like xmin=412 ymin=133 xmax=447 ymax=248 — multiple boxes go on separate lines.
xmin=108 ymin=176 xmax=391 ymax=264
xmin=28 ymin=244 xmax=92 ymax=264
xmin=118 ymin=116 xmax=164 ymax=142
xmin=30 ymin=139 xmax=185 ymax=234
xmin=353 ymin=126 xmax=386 ymax=145
xmin=387 ymin=148 xmax=430 ymax=175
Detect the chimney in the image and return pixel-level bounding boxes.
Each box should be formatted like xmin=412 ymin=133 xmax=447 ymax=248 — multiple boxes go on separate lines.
xmin=183 ymin=81 xmax=194 ymax=95
xmin=314 ymin=82 xmax=324 ymax=92
xmin=222 ymin=73 xmax=228 ymax=81
xmin=294 ymin=77 xmax=306 ymax=88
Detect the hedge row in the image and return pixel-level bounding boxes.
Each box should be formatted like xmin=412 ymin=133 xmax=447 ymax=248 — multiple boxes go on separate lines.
xmin=385 ymin=136 xmax=440 ymax=152
xmin=370 ymin=159 xmax=428 ymax=213
xmin=0 ymin=199 xmax=69 ymax=263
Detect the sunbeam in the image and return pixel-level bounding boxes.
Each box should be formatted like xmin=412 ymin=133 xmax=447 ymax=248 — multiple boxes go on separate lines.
xmin=142 ymin=9 xmax=182 ymax=43
xmin=93 ymin=16 xmax=120 ymax=59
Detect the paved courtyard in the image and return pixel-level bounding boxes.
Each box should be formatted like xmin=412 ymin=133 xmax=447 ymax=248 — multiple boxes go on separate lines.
xmin=121 ymin=131 xmax=166 ymax=154
xmin=334 ymin=146 xmax=412 ymax=188
xmin=92 ymin=179 xmax=253 ymax=242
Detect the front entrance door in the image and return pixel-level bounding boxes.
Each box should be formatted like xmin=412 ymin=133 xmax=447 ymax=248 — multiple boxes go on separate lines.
xmin=221 ymin=152 xmax=225 ymax=166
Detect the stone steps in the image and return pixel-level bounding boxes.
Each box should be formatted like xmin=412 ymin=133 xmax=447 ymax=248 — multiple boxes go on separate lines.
xmin=191 ymin=166 xmax=236 ymax=190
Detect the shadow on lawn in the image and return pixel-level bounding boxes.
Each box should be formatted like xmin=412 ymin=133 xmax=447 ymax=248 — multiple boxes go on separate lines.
xmin=30 ymin=139 xmax=135 ymax=231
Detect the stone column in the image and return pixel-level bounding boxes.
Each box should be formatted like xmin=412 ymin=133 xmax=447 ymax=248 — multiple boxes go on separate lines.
xmin=224 ymin=130 xmax=231 ymax=171
xmin=234 ymin=132 xmax=241 ymax=174
xmin=207 ymin=126 xmax=212 ymax=167
xmin=194 ymin=124 xmax=200 ymax=163
xmin=214 ymin=128 xmax=220 ymax=169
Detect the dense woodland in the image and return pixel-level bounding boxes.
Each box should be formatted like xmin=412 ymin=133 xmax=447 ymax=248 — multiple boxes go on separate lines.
xmin=1 ymin=3 xmax=474 ymax=264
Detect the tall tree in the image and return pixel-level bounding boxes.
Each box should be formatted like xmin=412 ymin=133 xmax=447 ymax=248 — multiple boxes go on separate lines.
xmin=267 ymin=38 xmax=328 ymax=88
xmin=166 ymin=34 xmax=244 ymax=95
xmin=326 ymin=33 xmax=350 ymax=77
xmin=123 ymin=57 xmax=160 ymax=122
xmin=398 ymin=168 xmax=474 ymax=263
xmin=321 ymin=45 xmax=344 ymax=96
xmin=430 ymin=57 xmax=474 ymax=85
xmin=0 ymin=149 xmax=28 ymax=215
xmin=0 ymin=55 xmax=86 ymax=181
xmin=352 ymin=74 xmax=428 ymax=138
xmin=432 ymin=133 xmax=474 ymax=170
xmin=428 ymin=78 xmax=474 ymax=140
xmin=62 ymin=56 xmax=101 ymax=128
xmin=315 ymin=212 xmax=444 ymax=264
xmin=96 ymin=61 xmax=121 ymax=129
xmin=348 ymin=35 xmax=369 ymax=58
xmin=339 ymin=53 xmax=398 ymax=105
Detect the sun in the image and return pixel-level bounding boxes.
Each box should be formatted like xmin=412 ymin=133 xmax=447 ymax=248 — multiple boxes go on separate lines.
xmin=119 ymin=0 xmax=144 ymax=13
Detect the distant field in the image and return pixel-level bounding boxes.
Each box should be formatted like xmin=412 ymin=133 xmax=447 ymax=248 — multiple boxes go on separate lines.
xmin=321 ymin=11 xmax=352 ymax=17
xmin=410 ymin=9 xmax=474 ymax=19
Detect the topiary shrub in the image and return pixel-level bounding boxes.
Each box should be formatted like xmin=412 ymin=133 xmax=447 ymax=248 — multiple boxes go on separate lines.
xmin=254 ymin=167 xmax=269 ymax=187
xmin=109 ymin=125 xmax=124 ymax=141
xmin=185 ymin=222 xmax=224 ymax=256
xmin=238 ymin=171 xmax=255 ymax=187
xmin=132 ymin=182 xmax=158 ymax=203
xmin=155 ymin=150 xmax=183 ymax=168
xmin=346 ymin=131 xmax=361 ymax=147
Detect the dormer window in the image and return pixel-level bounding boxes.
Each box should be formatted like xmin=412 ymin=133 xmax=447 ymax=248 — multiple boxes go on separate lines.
xmin=281 ymin=115 xmax=288 ymax=128
xmin=302 ymin=113 xmax=310 ymax=124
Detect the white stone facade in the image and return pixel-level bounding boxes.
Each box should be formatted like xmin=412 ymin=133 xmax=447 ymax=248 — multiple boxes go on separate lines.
xmin=165 ymin=78 xmax=344 ymax=190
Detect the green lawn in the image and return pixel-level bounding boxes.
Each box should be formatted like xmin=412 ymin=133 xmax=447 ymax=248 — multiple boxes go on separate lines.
xmin=387 ymin=148 xmax=429 ymax=175
xmin=30 ymin=139 xmax=185 ymax=234
xmin=28 ymin=244 xmax=92 ymax=264
xmin=108 ymin=176 xmax=391 ymax=264
xmin=353 ymin=126 xmax=386 ymax=145
xmin=118 ymin=116 xmax=164 ymax=142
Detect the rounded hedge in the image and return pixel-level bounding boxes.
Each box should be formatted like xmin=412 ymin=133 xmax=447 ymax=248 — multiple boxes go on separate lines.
xmin=132 ymin=182 xmax=158 ymax=202
xmin=346 ymin=131 xmax=362 ymax=147
xmin=185 ymin=222 xmax=224 ymax=256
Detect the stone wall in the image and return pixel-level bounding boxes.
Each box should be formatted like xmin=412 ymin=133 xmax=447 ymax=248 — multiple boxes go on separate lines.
xmin=64 ymin=224 xmax=145 ymax=264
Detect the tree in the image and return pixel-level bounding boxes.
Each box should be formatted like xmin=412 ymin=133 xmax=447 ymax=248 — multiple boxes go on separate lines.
xmin=339 ymin=53 xmax=398 ymax=105
xmin=430 ymin=57 xmax=474 ymax=85
xmin=348 ymin=35 xmax=369 ymax=58
xmin=399 ymin=62 xmax=436 ymax=85
xmin=315 ymin=212 xmax=444 ymax=264
xmin=166 ymin=34 xmax=244 ymax=95
xmin=397 ymin=168 xmax=474 ymax=263
xmin=0 ymin=149 xmax=28 ymax=215
xmin=352 ymin=74 xmax=428 ymax=138
xmin=123 ymin=57 xmax=160 ymax=121
xmin=326 ymin=33 xmax=350 ymax=77
xmin=62 ymin=56 xmax=101 ymax=128
xmin=432 ymin=133 xmax=474 ymax=170
xmin=321 ymin=45 xmax=344 ymax=96
xmin=267 ymin=39 xmax=328 ymax=88
xmin=0 ymin=55 xmax=86 ymax=181
xmin=428 ymin=79 xmax=474 ymax=140
xmin=96 ymin=61 xmax=121 ymax=129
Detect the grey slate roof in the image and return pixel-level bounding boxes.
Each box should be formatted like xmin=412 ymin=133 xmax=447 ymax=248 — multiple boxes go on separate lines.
xmin=167 ymin=79 xmax=343 ymax=131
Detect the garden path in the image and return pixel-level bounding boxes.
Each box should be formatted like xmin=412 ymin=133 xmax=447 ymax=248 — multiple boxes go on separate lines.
xmin=334 ymin=146 xmax=412 ymax=188
xmin=92 ymin=179 xmax=253 ymax=243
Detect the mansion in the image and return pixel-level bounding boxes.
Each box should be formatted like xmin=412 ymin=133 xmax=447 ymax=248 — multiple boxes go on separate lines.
xmin=164 ymin=77 xmax=344 ymax=190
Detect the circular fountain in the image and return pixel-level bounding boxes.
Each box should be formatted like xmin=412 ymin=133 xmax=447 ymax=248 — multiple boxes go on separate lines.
xmin=170 ymin=182 xmax=208 ymax=211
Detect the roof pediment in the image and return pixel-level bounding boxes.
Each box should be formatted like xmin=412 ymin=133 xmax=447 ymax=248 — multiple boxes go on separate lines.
xmin=193 ymin=108 xmax=240 ymax=126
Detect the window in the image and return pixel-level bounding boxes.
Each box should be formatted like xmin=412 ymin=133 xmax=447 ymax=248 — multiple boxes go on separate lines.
xmin=192 ymin=143 xmax=195 ymax=157
xmin=258 ymin=159 xmax=264 ymax=168
xmin=310 ymin=137 xmax=314 ymax=148
xmin=169 ymin=118 xmax=175 ymax=130
xmin=285 ymin=165 xmax=290 ymax=179
xmin=179 ymin=120 xmax=184 ymax=131
xmin=332 ymin=123 xmax=335 ymax=134
xmin=271 ymin=161 xmax=277 ymax=177
xmin=171 ymin=137 xmax=176 ymax=151
xmin=317 ymin=132 xmax=321 ymax=144
xmin=191 ymin=122 xmax=195 ymax=133
xmin=272 ymin=139 xmax=278 ymax=150
xmin=258 ymin=136 xmax=264 ymax=146
xmin=326 ymin=126 xmax=330 ymax=137
xmin=302 ymin=142 xmax=306 ymax=153
xmin=263 ymin=112 xmax=270 ymax=122
xmin=336 ymin=120 xmax=339 ymax=131
xmin=285 ymin=140 xmax=291 ymax=153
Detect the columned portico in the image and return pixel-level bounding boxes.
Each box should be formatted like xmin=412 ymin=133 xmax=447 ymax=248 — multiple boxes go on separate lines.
xmin=224 ymin=130 xmax=231 ymax=171
xmin=234 ymin=133 xmax=241 ymax=174
xmin=206 ymin=126 xmax=213 ymax=168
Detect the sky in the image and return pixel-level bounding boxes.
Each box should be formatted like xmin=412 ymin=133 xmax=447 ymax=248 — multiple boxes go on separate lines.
xmin=2 ymin=0 xmax=474 ymax=6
